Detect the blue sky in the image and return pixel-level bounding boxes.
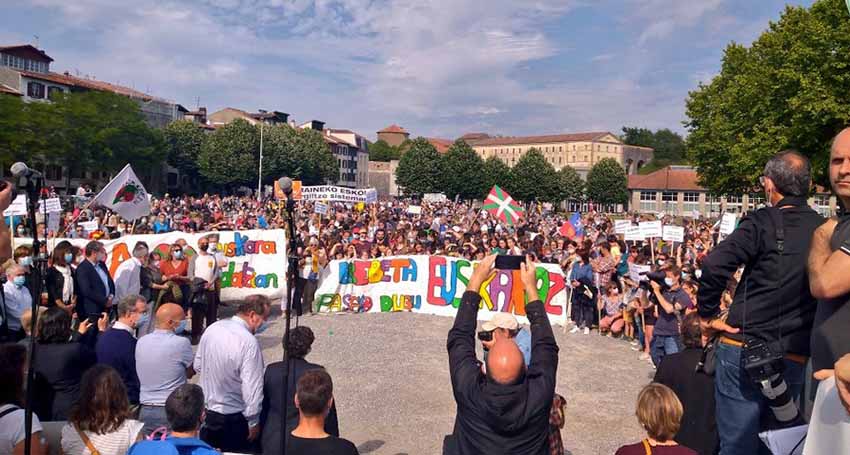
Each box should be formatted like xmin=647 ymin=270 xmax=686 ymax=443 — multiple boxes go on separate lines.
xmin=3 ymin=0 xmax=815 ymax=141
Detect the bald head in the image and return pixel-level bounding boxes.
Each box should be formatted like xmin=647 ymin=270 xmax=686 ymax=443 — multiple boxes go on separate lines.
xmin=486 ymin=339 xmax=525 ymax=385
xmin=155 ymin=303 xmax=185 ymax=329
xmin=830 ymin=128 xmax=850 ymax=202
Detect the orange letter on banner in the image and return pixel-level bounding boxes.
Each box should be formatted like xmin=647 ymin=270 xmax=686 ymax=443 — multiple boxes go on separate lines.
xmin=108 ymin=243 xmax=130 ymax=276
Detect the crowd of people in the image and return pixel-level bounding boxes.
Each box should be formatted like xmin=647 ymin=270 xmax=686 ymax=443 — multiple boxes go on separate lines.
xmin=0 ymin=128 xmax=848 ymax=454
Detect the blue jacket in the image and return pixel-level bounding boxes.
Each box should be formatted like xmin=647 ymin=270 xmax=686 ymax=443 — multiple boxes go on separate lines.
xmin=95 ymin=327 xmax=139 ymax=403
xmin=128 ymin=436 xmax=218 ymax=455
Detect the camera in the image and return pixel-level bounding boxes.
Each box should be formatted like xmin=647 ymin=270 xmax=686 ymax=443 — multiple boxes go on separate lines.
xmin=638 ymin=270 xmax=669 ymax=292
xmin=743 ymin=338 xmax=800 ymax=425
xmin=477 ymin=330 xmax=493 ymax=342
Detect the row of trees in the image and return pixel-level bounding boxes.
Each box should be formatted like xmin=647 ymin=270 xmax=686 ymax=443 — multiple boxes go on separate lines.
xmin=0 ymin=91 xmax=163 ymax=189
xmin=621 ymin=126 xmax=687 ymax=174
xmin=164 ymin=119 xmax=337 ymax=187
xmin=395 ymin=138 xmax=629 ymax=204
xmin=685 ymin=0 xmax=850 ymax=195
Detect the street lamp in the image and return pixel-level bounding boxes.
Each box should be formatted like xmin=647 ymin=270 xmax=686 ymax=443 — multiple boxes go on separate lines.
xmin=257 ymin=109 xmax=267 ymax=201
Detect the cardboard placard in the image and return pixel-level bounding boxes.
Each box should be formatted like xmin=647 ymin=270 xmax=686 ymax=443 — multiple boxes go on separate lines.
xmin=639 ymin=220 xmax=663 ymax=238
xmin=625 ymin=226 xmax=645 ymax=242
xmin=614 ymin=220 xmax=632 ymax=234
xmin=3 ymin=194 xmax=27 ymax=217
xmin=720 ymin=213 xmax=738 ymax=235
xmin=662 ymin=225 xmax=685 ymax=243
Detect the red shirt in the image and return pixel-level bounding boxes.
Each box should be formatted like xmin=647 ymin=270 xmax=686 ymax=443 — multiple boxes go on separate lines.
xmin=160 ymin=259 xmax=188 ymax=279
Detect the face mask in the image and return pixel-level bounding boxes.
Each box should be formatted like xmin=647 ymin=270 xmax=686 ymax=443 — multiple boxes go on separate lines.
xmin=173 ymin=251 xmax=183 ymax=259
xmin=657 ymin=260 xmax=664 ymax=266
xmin=664 ymin=278 xmax=674 ymax=287
xmin=64 ymin=253 xmax=74 ymax=264
xmin=695 ymin=269 xmax=703 ymax=279
xmin=12 ymin=276 xmax=26 ymax=288
xmin=174 ymin=319 xmax=188 ymax=334
xmin=198 ymin=244 xmax=208 ymax=252
xmin=208 ymin=244 xmax=217 ymax=253
xmin=136 ymin=312 xmax=150 ymax=329
xmin=19 ymin=257 xmax=33 ymax=267
xmin=98 ymin=253 xmax=107 ymax=262
xmin=254 ymin=321 xmax=270 ymax=335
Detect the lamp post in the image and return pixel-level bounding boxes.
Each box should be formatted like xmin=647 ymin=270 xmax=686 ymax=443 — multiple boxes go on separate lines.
xmin=257 ymin=109 xmax=267 ymax=201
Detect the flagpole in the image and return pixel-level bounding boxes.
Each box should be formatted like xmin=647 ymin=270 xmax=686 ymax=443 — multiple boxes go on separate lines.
xmin=57 ymin=197 xmax=96 ymax=238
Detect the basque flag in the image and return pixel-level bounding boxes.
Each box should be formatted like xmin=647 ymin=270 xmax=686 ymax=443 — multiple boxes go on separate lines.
xmin=482 ymin=185 xmax=524 ymax=226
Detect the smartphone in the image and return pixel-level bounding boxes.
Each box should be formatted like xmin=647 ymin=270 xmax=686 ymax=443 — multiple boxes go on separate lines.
xmin=87 ymin=315 xmax=99 ymax=325
xmin=495 ymin=255 xmax=524 ymax=270
xmin=477 ymin=330 xmax=493 ymax=342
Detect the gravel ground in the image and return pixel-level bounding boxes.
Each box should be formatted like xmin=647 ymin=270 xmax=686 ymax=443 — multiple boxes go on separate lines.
xmin=249 ymin=307 xmax=653 ymax=455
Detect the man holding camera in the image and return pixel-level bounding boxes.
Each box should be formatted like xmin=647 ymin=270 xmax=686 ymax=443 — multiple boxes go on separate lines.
xmin=445 ymin=255 xmax=559 ymax=454
xmin=645 ymin=265 xmax=693 ymax=367
xmin=698 ymin=151 xmax=824 ymax=455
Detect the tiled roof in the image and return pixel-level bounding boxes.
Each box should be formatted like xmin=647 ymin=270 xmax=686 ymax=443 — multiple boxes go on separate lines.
xmin=628 ymin=166 xmax=705 ymax=191
xmin=0 ymin=83 xmax=21 ymax=96
xmin=19 ymin=70 xmax=163 ymax=102
xmin=0 ymin=44 xmax=54 ymax=62
xmin=459 ymin=133 xmax=490 ymax=141
xmin=465 ymin=131 xmax=612 ymax=146
xmin=426 ymin=137 xmax=453 ymax=154
xmin=378 ymin=124 xmax=408 ymax=134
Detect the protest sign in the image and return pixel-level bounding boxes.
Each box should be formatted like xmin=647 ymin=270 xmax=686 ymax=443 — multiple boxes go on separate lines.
xmin=314 ymin=202 xmax=328 ymax=215
xmin=78 ymin=220 xmax=99 ymax=233
xmin=38 ymin=198 xmax=63 ymax=214
xmin=314 ymin=255 xmax=569 ymax=326
xmin=720 ymin=213 xmax=738 ymax=235
xmin=407 ymin=205 xmax=422 ymax=215
xmin=639 ymin=221 xmax=662 ymax=238
xmin=629 ymin=263 xmax=651 ymax=283
xmin=301 ymin=185 xmax=377 ymax=203
xmin=662 ymin=225 xmax=685 ymax=243
xmin=614 ymin=220 xmax=632 ymax=234
xmin=19 ymin=230 xmax=288 ymax=302
xmin=624 ymin=226 xmax=644 ymax=242
xmin=423 ymin=193 xmax=447 ymax=203
xmin=3 ymin=194 xmax=27 ymax=217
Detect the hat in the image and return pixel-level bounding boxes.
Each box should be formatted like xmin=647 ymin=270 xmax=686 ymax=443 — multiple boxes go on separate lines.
xmin=482 ymin=313 xmax=519 ymax=332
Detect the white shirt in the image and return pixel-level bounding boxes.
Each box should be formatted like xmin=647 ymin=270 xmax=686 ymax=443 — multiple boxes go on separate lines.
xmin=137 ymin=329 xmax=194 ymax=406
xmin=0 ymin=404 xmax=43 ymax=454
xmin=60 ymin=419 xmax=143 ymax=455
xmin=2 ymin=281 xmax=32 ymax=331
xmin=113 ymin=257 xmax=142 ymax=301
xmin=194 ymin=316 xmax=264 ymax=426
xmin=191 ymin=253 xmax=217 ymax=283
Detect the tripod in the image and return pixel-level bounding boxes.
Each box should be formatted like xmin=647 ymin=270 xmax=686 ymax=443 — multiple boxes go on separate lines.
xmin=280 ymin=186 xmax=300 ymax=455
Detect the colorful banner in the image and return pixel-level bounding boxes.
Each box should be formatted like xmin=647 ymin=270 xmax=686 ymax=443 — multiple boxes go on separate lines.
xmin=25 ymin=230 xmax=288 ymax=302
xmin=300 ymin=185 xmax=377 ymax=202
xmin=313 ymin=255 xmax=569 ymax=326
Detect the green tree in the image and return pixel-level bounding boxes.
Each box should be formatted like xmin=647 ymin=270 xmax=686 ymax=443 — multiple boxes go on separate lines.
xmin=504 ymin=148 xmax=560 ymax=202
xmin=163 ymin=120 xmax=206 ymax=178
xmin=557 ymin=166 xmax=585 ymax=202
xmin=368 ymin=139 xmax=401 ymax=162
xmin=586 ymin=158 xmax=628 ymax=205
xmin=621 ymin=126 xmax=686 ymax=173
xmin=442 ymin=139 xmax=487 ymax=200
xmin=685 ymin=0 xmax=850 ymax=194
xmin=481 ymin=156 xmax=512 ymax=192
xmin=395 ymin=137 xmax=444 ymax=196
xmin=198 ymin=119 xmax=258 ymax=187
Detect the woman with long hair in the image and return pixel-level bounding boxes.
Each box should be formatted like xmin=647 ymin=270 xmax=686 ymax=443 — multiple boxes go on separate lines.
xmin=45 ymin=240 xmax=76 ymax=313
xmin=61 ymin=365 xmax=144 ymax=455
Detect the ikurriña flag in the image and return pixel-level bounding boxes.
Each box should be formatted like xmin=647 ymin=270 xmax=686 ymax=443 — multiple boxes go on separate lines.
xmin=482 ymin=185 xmax=524 ymax=226
xmin=92 ymin=164 xmax=151 ymax=221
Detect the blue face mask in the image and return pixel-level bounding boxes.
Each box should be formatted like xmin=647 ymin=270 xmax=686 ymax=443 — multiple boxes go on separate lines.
xmin=136 ymin=313 xmax=150 ymax=329
xmin=64 ymin=253 xmax=74 ymax=264
xmin=254 ymin=321 xmax=270 ymax=335
xmin=173 ymin=251 xmax=183 ymax=259
xmin=174 ymin=319 xmax=188 ymax=334
xmin=19 ymin=257 xmax=32 ymax=267
xmin=12 ymin=276 xmax=26 ymax=288
xmin=664 ymin=278 xmax=674 ymax=287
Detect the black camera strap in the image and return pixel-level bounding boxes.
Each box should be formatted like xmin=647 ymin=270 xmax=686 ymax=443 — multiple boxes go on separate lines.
xmin=766 ymin=207 xmax=786 ymax=349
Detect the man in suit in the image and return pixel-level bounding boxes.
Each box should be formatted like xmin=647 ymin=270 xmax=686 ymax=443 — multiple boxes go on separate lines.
xmin=74 ymin=241 xmax=115 ymax=326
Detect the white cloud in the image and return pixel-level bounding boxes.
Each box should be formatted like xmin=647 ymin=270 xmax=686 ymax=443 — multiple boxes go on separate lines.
xmin=629 ymin=0 xmax=726 ymax=46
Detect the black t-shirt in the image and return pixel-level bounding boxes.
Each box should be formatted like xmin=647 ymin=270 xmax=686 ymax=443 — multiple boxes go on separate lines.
xmin=811 ymin=214 xmax=850 ymax=371
xmin=286 ymin=434 xmax=359 ymax=455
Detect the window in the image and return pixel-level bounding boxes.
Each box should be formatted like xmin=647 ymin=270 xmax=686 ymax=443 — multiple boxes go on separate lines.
xmin=559 ymin=157 xmax=562 ymax=165
xmin=707 ymin=195 xmax=721 ymax=215
xmin=661 ymin=191 xmax=678 ymax=214
xmin=725 ymin=195 xmax=743 ymax=213
xmin=584 ymin=155 xmax=588 ymax=161
xmin=47 ymin=86 xmax=63 ymax=99
xmin=683 ymin=192 xmax=699 ymax=214
xmin=27 ymin=81 xmax=45 ymax=99
xmin=640 ymin=191 xmax=657 ymax=212
xmin=747 ymin=194 xmax=765 ymax=211
xmin=814 ymin=194 xmax=832 ymax=217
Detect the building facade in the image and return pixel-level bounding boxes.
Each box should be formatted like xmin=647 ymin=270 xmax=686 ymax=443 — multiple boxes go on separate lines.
xmin=628 ymin=165 xmax=839 ymax=217
xmin=376 ymin=124 xmax=410 ymax=147
xmin=465 ymin=131 xmax=653 ymax=178
xmin=368 ymin=160 xmax=401 ymax=197
xmin=208 ymin=107 xmax=289 ymax=126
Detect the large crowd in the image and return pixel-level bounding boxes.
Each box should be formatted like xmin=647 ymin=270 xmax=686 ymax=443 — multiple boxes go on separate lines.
xmin=0 ymin=130 xmax=849 ymax=455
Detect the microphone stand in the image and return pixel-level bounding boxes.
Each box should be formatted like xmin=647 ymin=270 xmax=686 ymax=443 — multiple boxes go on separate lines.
xmin=21 ymin=175 xmax=47 ymax=455
xmin=280 ymin=193 xmax=299 ymax=455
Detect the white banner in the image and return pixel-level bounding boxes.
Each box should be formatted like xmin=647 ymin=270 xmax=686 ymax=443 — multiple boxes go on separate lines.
xmin=614 ymin=220 xmax=632 ymax=234
xmin=20 ymin=230 xmax=287 ymax=302
xmin=407 ymin=205 xmax=422 ymax=215
xmin=720 ymin=213 xmax=738 ymax=235
xmin=423 ymin=193 xmax=447 ymax=203
xmin=639 ymin=220 xmax=663 ymax=238
xmin=300 ymin=185 xmax=377 ymax=203
xmin=313 ymin=202 xmax=328 ymax=215
xmin=79 ymin=220 xmax=99 ymax=233
xmin=3 ymin=194 xmax=27 ymax=217
xmin=624 ymin=225 xmax=645 ymax=242
xmin=313 ymin=255 xmax=569 ymax=326
xmin=38 ymin=197 xmax=63 ymax=214
xmin=662 ymin=225 xmax=685 ymax=243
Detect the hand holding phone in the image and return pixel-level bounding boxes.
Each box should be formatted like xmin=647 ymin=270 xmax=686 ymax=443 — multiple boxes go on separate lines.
xmin=495 ymin=255 xmax=524 ymax=270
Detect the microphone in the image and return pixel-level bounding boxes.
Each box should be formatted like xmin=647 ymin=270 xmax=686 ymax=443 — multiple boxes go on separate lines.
xmin=277 ymin=177 xmax=293 ymax=195
xmin=10 ymin=162 xmax=43 ymax=178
